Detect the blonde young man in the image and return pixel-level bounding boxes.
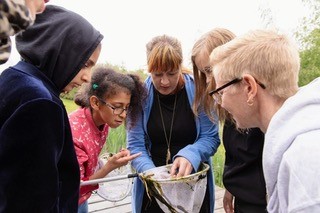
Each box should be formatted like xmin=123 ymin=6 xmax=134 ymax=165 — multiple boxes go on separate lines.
xmin=209 ymin=29 xmax=320 ymax=212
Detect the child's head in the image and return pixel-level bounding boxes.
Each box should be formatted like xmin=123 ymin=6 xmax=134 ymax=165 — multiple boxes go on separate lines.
xmin=74 ymin=65 xmax=146 ymax=129
xmin=192 ymin=28 xmax=235 ymax=85
xmin=191 ymin=28 xmax=235 ymax=121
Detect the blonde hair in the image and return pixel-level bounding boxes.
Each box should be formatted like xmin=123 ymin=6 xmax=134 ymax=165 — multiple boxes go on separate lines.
xmin=210 ymin=29 xmax=300 ymax=99
xmin=191 ymin=28 xmax=236 ymax=121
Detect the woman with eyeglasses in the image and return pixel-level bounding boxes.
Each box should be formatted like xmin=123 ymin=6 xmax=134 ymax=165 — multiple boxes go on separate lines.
xmin=192 ymin=28 xmax=267 ymax=213
xmin=68 ymin=65 xmax=147 ymax=213
xmin=210 ymin=29 xmax=320 ymax=212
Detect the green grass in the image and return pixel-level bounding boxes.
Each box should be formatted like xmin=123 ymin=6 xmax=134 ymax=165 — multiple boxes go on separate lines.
xmin=62 ymin=97 xmax=225 ymax=187
xmin=62 ymin=98 xmax=79 ymax=113
xmin=100 ymin=125 xmax=127 ymax=154
xmin=213 ymin=144 xmax=225 ymax=188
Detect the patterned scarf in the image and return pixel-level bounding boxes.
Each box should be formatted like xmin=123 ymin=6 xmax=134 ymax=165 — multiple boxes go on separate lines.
xmin=0 ymin=0 xmax=34 ymax=64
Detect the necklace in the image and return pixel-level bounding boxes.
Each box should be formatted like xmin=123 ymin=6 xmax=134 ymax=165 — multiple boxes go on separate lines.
xmin=157 ymin=93 xmax=177 ymax=165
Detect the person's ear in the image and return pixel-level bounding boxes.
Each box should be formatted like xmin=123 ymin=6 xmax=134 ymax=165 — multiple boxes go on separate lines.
xmin=242 ymin=74 xmax=258 ymax=105
xmin=90 ymin=96 xmax=100 ymax=110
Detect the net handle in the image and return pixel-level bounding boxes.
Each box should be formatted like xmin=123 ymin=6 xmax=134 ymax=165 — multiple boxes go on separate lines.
xmin=80 ymin=173 xmax=138 ymax=186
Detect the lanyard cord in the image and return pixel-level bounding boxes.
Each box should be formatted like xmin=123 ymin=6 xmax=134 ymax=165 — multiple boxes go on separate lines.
xmin=157 ymin=93 xmax=177 ymax=165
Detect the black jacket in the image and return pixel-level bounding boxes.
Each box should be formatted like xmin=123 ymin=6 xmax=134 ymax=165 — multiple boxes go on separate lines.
xmin=0 ymin=5 xmax=103 ymax=212
xmin=223 ymin=120 xmax=267 ymax=205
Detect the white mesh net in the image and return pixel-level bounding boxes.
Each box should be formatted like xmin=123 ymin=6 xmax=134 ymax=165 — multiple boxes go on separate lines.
xmin=140 ymin=163 xmax=209 ymax=213
xmin=95 ymin=153 xmax=133 ymax=202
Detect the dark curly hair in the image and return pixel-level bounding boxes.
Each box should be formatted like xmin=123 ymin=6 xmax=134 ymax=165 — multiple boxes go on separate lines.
xmin=74 ymin=64 xmax=147 ymax=129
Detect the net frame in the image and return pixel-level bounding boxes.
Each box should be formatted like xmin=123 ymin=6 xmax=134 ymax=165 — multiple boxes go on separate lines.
xmin=140 ymin=163 xmax=210 ymax=213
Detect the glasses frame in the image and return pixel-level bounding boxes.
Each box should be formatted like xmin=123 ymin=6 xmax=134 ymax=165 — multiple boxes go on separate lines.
xmin=98 ymin=98 xmax=129 ymax=115
xmin=209 ymin=76 xmax=266 ymax=104
xmin=209 ymin=77 xmax=243 ymax=97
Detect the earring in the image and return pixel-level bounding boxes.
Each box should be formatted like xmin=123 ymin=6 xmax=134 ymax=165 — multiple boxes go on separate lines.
xmin=247 ymin=98 xmax=254 ymax=106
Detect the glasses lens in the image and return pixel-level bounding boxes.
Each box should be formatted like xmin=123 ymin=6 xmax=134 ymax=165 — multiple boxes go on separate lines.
xmin=113 ymin=108 xmax=123 ymax=115
xmin=213 ymin=94 xmax=221 ymax=104
xmin=114 ymin=107 xmax=129 ymax=115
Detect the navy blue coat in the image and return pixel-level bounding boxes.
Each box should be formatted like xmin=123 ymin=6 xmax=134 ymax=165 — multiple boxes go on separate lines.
xmin=0 ymin=5 xmax=103 ymax=212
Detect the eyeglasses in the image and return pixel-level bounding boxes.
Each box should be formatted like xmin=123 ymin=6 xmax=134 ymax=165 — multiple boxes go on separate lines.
xmin=98 ymin=98 xmax=129 ymax=115
xmin=209 ymin=78 xmax=243 ymax=104
xmin=209 ymin=77 xmax=266 ymax=104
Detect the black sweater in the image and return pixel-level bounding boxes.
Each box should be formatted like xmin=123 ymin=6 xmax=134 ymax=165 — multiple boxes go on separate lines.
xmin=223 ymin=120 xmax=267 ymax=205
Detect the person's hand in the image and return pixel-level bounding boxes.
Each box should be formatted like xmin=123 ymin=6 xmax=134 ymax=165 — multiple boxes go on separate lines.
xmin=223 ymin=189 xmax=234 ymax=213
xmin=170 ymin=157 xmax=193 ymax=178
xmin=105 ymin=149 xmax=141 ymax=171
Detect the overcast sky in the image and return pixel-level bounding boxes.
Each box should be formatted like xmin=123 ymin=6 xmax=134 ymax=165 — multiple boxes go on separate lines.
xmin=0 ymin=0 xmax=309 ymax=71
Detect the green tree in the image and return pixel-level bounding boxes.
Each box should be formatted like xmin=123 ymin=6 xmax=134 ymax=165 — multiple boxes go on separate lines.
xmin=299 ymin=28 xmax=320 ymax=86
xmin=105 ymin=62 xmax=148 ymax=81
xmin=295 ymin=0 xmax=320 ymax=86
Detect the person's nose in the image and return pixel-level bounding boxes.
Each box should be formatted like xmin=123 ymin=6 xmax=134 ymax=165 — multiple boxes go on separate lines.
xmin=81 ymin=70 xmax=91 ymax=83
xmin=118 ymin=110 xmax=127 ymax=118
xmin=161 ymin=75 xmax=169 ymax=85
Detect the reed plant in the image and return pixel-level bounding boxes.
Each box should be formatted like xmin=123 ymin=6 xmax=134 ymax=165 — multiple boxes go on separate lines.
xmin=212 ymin=144 xmax=225 ymax=188
xmin=100 ymin=125 xmax=126 ymax=154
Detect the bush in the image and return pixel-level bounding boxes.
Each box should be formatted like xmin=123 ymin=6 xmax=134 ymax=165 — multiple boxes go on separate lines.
xmin=299 ymin=66 xmax=320 ymax=86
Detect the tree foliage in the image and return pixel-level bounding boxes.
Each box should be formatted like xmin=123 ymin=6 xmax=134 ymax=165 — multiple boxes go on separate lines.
xmin=299 ymin=28 xmax=320 ymax=86
xmin=258 ymin=0 xmax=320 ymax=86
xmin=295 ymin=0 xmax=320 ymax=86
xmin=104 ymin=62 xmax=148 ymax=81
xmin=295 ymin=0 xmax=320 ymax=48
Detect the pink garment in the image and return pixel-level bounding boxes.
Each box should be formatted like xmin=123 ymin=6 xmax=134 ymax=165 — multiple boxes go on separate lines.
xmin=68 ymin=107 xmax=109 ymax=204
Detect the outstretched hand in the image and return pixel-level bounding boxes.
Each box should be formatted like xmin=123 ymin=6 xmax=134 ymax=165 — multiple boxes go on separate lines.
xmin=105 ymin=149 xmax=141 ymax=171
xmin=170 ymin=157 xmax=193 ymax=178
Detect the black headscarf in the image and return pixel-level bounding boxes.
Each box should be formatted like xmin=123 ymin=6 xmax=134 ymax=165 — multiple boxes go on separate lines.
xmin=15 ymin=5 xmax=104 ymax=91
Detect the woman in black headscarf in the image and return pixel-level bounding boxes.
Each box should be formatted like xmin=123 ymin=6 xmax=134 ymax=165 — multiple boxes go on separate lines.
xmin=0 ymin=5 xmax=103 ymax=212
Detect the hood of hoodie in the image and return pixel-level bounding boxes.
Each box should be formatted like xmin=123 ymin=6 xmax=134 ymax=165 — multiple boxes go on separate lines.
xmin=263 ymin=77 xmax=320 ymax=194
xmin=15 ymin=5 xmax=103 ymax=91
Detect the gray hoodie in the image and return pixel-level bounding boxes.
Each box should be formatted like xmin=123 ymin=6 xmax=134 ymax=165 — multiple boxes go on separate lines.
xmin=264 ymin=77 xmax=320 ymax=212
